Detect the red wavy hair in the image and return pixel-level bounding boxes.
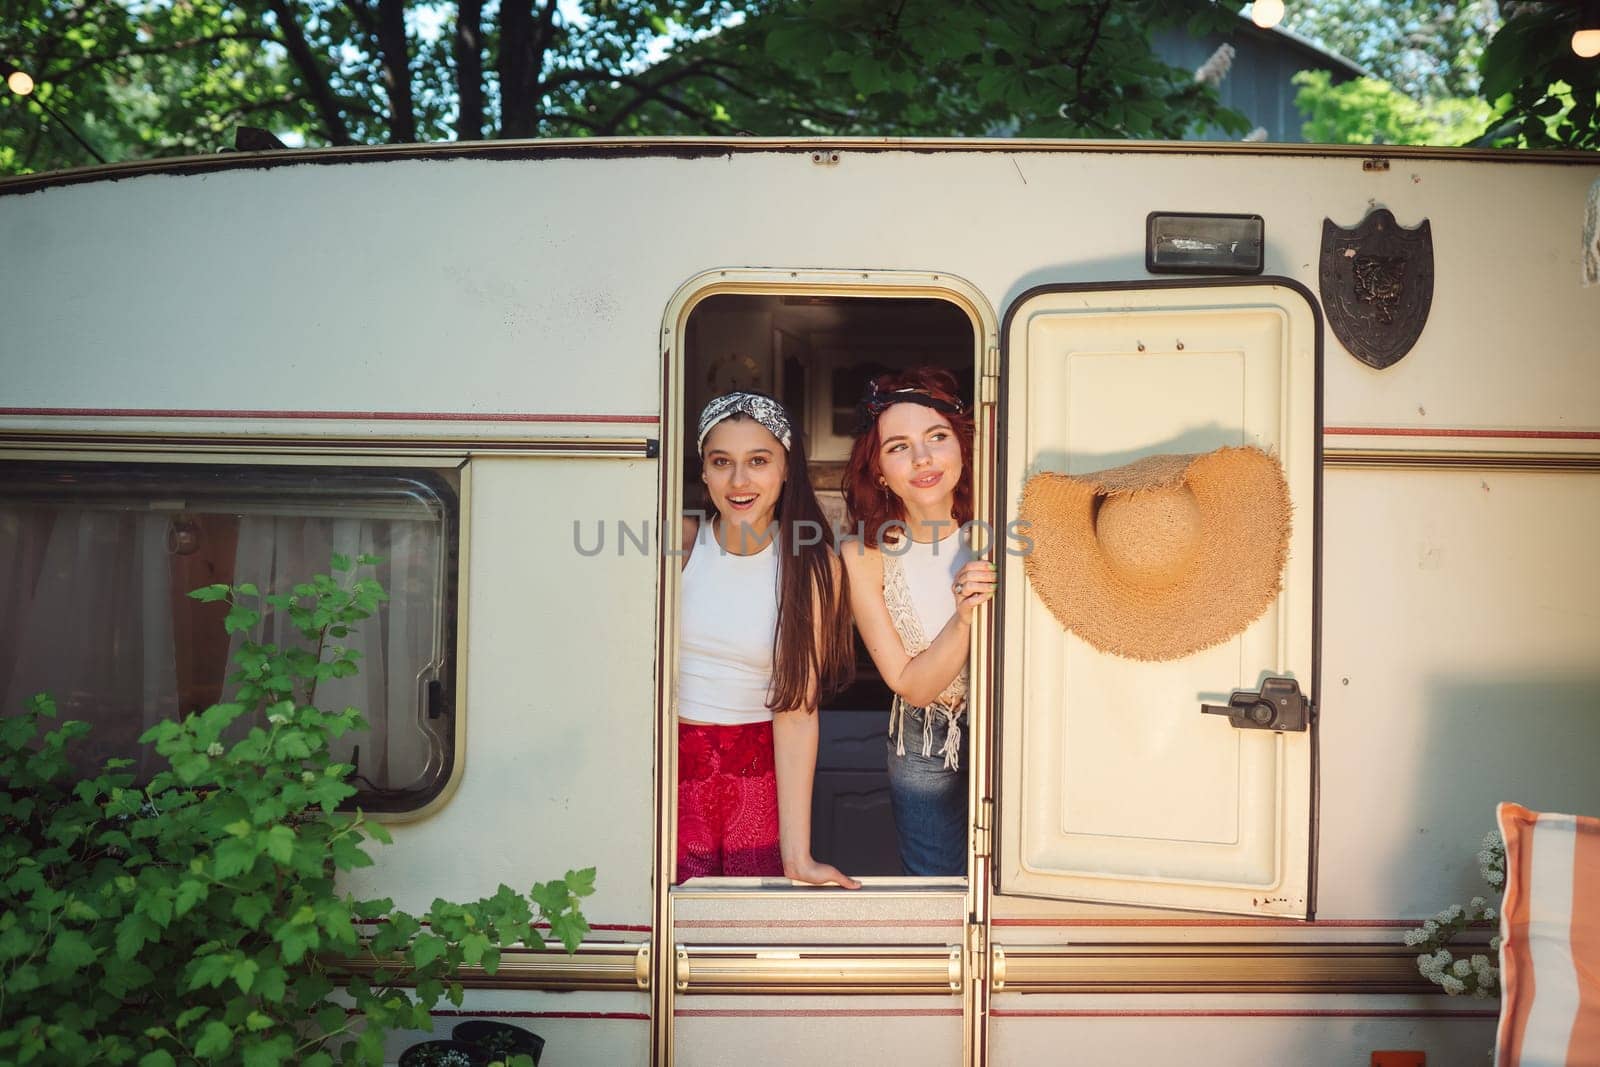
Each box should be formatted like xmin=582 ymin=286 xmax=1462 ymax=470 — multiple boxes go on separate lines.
xmin=841 ymin=366 xmax=975 ymax=549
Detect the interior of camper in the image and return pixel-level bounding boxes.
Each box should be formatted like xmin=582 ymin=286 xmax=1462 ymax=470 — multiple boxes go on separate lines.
xmin=681 ymin=292 xmax=977 ymax=876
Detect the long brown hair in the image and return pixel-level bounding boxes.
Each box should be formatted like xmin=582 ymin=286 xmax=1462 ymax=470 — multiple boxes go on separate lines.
xmin=841 ymin=367 xmax=975 ymax=549
xmin=699 ymin=402 xmax=853 ymax=713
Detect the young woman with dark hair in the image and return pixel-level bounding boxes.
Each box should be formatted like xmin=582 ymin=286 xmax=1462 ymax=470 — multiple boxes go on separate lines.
xmin=676 ymin=391 xmax=859 ymax=887
xmin=841 ymin=367 xmax=995 ymax=876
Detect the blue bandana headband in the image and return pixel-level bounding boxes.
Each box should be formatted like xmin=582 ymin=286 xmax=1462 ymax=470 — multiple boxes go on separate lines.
xmin=696 ymin=392 xmax=794 ymax=453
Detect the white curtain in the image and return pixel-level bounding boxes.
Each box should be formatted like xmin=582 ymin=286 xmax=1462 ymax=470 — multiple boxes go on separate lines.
xmin=1 ymin=492 xmax=447 ymax=798
xmin=229 ymin=515 xmax=445 ymax=795
xmin=0 ymin=509 xmax=178 ymax=781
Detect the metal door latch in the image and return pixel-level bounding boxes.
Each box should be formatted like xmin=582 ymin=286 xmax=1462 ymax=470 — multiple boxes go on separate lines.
xmin=1200 ymin=676 xmax=1310 ymax=732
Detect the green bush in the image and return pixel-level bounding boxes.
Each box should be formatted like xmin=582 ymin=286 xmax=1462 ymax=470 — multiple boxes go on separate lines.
xmin=0 ymin=558 xmax=593 ymax=1066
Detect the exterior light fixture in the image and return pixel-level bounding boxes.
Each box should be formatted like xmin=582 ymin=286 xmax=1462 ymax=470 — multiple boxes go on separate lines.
xmin=2 ymin=59 xmax=34 ymax=96
xmin=1576 ymin=1 xmax=1600 ymax=58
xmin=1251 ymin=0 xmax=1285 ymax=30
xmin=1146 ymin=212 xmax=1265 ymax=275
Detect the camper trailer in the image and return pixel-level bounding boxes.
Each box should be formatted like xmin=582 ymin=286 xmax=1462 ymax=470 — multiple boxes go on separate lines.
xmin=1 ymin=139 xmax=1597 ymax=1065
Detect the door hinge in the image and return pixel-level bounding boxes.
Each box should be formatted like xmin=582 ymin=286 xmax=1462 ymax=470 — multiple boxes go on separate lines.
xmin=972 ymin=796 xmax=994 ymax=859
xmin=980 ymin=346 xmax=999 ymax=404
xmin=966 ymin=921 xmax=986 ymax=986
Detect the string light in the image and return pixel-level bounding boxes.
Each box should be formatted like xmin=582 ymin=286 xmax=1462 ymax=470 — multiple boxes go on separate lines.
xmin=1251 ymin=0 xmax=1285 ymax=30
xmin=2 ymin=59 xmax=34 ymax=96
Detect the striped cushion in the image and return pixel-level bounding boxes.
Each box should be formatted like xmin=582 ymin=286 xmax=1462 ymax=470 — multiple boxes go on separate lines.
xmin=1496 ymin=802 xmax=1600 ymax=1067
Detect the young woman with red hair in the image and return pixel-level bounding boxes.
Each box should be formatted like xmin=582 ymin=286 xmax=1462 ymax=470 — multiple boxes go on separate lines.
xmin=841 ymin=368 xmax=995 ymax=876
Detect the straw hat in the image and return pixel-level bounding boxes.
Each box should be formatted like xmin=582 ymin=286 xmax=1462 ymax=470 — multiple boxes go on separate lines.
xmin=1018 ymin=446 xmax=1291 ymax=662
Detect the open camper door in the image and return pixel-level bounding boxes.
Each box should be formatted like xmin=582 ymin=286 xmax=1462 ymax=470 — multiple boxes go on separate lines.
xmin=995 ymin=279 xmax=1320 ymax=918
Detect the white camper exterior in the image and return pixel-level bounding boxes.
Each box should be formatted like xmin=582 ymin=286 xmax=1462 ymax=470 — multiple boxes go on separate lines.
xmin=1 ymin=139 xmax=1597 ymax=1066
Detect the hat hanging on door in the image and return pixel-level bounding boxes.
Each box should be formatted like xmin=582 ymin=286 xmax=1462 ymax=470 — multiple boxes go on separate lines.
xmin=1018 ymin=446 xmax=1291 ymax=662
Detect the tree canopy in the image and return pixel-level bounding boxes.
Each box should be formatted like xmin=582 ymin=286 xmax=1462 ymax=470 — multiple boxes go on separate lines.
xmin=2 ymin=0 xmax=1595 ymax=176
xmin=3 ymin=0 xmax=1253 ymax=174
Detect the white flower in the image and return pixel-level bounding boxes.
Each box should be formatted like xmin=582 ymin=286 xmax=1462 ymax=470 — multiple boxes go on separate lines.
xmin=1484 ymin=906 xmax=1497 ymax=921
xmin=1403 ymin=928 xmax=1426 ymax=946
xmin=1434 ymin=949 xmax=1453 ymax=967
xmin=1193 ymin=43 xmax=1236 ymax=88
xmin=1490 ymin=936 xmax=1502 ymax=951
xmin=1423 ymin=919 xmax=1439 ymax=935
xmin=1441 ymin=975 xmax=1466 ymax=995
xmin=1446 ymin=904 xmax=1464 ymax=920
xmin=1473 ymin=985 xmax=1491 ymax=999
xmin=1484 ymin=870 xmax=1505 ymax=886
xmin=1470 ymin=896 xmax=1486 ymax=910
xmin=1477 ymin=850 xmax=1494 ymax=866
xmin=301 ymin=771 xmax=316 ymax=783
xmin=1453 ymin=959 xmax=1472 ymax=977
xmin=206 ymin=742 xmax=224 ymax=757
xmin=1471 ymin=954 xmax=1490 ymax=973
xmin=1418 ymin=954 xmax=1440 ymax=974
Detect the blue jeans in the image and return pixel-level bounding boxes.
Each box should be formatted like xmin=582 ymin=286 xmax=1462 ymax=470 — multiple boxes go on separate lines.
xmin=885 ymin=704 xmax=968 ymax=876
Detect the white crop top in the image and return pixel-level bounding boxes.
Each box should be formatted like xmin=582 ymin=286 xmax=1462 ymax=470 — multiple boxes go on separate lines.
xmin=677 ymin=519 xmax=781 ymax=725
xmin=893 ymin=528 xmax=969 ymax=646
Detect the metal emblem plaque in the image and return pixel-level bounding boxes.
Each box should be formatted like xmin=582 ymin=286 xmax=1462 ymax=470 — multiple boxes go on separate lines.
xmin=1319 ymin=208 xmax=1434 ymax=370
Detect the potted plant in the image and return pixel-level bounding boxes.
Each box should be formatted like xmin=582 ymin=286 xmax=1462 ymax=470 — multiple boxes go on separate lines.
xmin=454 ymin=1019 xmax=546 ymax=1065
xmin=399 ymin=1039 xmax=491 ymax=1067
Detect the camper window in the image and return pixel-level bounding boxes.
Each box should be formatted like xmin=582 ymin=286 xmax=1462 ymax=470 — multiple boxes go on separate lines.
xmin=0 ymin=461 xmax=460 ymax=813
xmin=682 ymin=292 xmax=978 ymax=878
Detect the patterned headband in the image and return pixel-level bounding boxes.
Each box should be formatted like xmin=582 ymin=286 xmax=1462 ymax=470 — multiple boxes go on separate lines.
xmin=855 ymin=380 xmax=967 ymax=434
xmin=697 ymin=392 xmax=794 ymax=453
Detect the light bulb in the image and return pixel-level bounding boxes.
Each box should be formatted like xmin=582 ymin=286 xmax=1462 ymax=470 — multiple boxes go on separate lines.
xmin=6 ymin=69 xmax=33 ymax=96
xmin=1573 ymin=29 xmax=1600 ymax=59
xmin=1252 ymin=0 xmax=1285 ymax=30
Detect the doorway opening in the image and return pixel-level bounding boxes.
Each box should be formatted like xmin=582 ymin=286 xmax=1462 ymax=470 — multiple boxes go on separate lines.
xmin=681 ymin=291 xmax=977 ymax=876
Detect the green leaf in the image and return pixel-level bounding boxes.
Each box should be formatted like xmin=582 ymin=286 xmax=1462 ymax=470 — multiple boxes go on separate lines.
xmin=46 ymin=928 xmax=97 ymax=972
xmin=214 ymin=836 xmax=260 ymax=879
xmin=275 ymin=923 xmax=318 ymax=965
xmin=236 ymin=582 xmax=260 ymax=596
xmin=224 ymin=605 xmax=261 ymax=635
xmin=232 ymin=894 xmax=272 ymax=930
xmin=241 ymin=1035 xmax=294 ymax=1067
xmin=187 ymin=952 xmax=233 ymax=990
xmin=175 ymin=1005 xmax=208 ymax=1031
xmin=115 ymin=913 xmax=160 ymax=960
xmin=139 ymin=1053 xmax=178 ymax=1067
xmin=330 ymin=553 xmax=352 ymax=572
xmin=188 ymin=584 xmax=231 ymax=603
xmin=174 ymin=878 xmax=208 ymax=917
xmin=566 ymin=867 xmax=597 ymax=898
xmin=460 ymin=931 xmax=490 ymax=966
xmin=410 ymin=933 xmax=447 ymax=968
xmin=245 ymin=1012 xmax=274 ymax=1033
xmin=263 ymin=825 xmax=295 ymax=865
xmin=232 ymin=956 xmax=260 ymax=993
xmin=549 ymin=912 xmax=590 ymax=954
xmin=193 ymin=1020 xmax=234 ymax=1057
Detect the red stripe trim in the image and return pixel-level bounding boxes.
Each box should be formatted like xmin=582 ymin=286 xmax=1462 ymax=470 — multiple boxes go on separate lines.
xmin=675 ymin=919 xmax=961 ymax=928
xmin=1324 ymin=427 xmax=1600 ymax=440
xmin=990 ymin=1009 xmax=1500 ymax=1020
xmin=992 ymin=918 xmax=1423 ymax=928
xmin=427 ymin=1010 xmax=650 ymax=1021
xmin=675 ymin=1008 xmax=962 ymax=1018
xmin=0 ymin=406 xmax=658 ymax=424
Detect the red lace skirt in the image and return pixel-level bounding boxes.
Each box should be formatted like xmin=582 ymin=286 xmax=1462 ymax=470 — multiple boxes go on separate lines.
xmin=676 ymin=720 xmax=782 ymax=882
